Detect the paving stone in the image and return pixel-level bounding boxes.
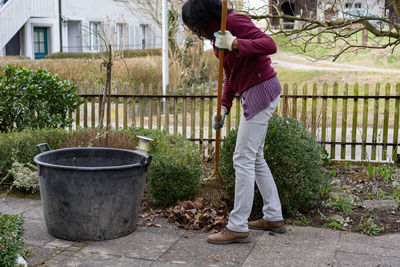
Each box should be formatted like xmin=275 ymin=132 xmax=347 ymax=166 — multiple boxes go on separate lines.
xmin=22 ymin=205 xmax=44 ymax=220
xmin=0 ymin=197 xmax=41 ymax=215
xmin=337 ymin=231 xmax=400 ymax=258
xmin=75 ymin=228 xmax=180 ymax=261
xmin=44 ymin=239 xmax=78 ymax=250
xmin=362 ymin=199 xmax=399 ymax=211
xmin=23 ymin=219 xmax=55 ymax=247
xmin=243 ymin=226 xmax=339 ymax=266
xmin=25 ymin=246 xmax=60 ymax=267
xmin=64 ymin=255 xmax=183 ymax=267
xmin=159 ymin=230 xmax=263 ymax=266
xmin=334 ymin=251 xmax=400 ymax=267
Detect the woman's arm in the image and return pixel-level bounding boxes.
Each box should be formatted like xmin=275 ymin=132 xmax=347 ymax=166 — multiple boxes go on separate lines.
xmin=228 ymin=13 xmax=277 ymax=57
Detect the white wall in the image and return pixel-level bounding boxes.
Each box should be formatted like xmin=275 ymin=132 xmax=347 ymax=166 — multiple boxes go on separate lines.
xmin=62 ymin=0 xmax=161 ymax=51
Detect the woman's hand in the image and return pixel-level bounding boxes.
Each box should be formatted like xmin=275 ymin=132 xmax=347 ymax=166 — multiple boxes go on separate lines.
xmin=212 ymin=106 xmax=227 ymax=130
xmin=214 ymin=30 xmax=237 ymax=51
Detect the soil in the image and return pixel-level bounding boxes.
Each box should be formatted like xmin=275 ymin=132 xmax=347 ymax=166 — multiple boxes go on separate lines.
xmin=286 ymin=164 xmax=400 ymax=235
xmin=138 ymin=162 xmax=400 ymax=236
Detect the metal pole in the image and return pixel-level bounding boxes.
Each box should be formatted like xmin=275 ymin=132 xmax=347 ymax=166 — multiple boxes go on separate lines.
xmin=58 ymin=0 xmax=63 ymax=52
xmin=162 ymin=0 xmax=169 ymax=114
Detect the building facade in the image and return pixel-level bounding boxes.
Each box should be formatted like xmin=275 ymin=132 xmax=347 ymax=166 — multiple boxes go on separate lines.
xmin=0 ymin=0 xmax=161 ymax=59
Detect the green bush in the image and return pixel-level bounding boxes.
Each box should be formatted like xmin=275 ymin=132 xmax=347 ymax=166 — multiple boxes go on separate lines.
xmin=135 ymin=128 xmax=202 ymax=207
xmin=220 ymin=116 xmax=327 ymax=216
xmin=45 ymin=49 xmax=162 ymax=59
xmin=0 ymin=213 xmax=25 ymax=267
xmin=0 ymin=65 xmax=82 ymax=132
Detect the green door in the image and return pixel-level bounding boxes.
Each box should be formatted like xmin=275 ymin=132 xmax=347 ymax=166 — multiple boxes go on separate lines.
xmin=33 ymin=27 xmax=48 ymax=59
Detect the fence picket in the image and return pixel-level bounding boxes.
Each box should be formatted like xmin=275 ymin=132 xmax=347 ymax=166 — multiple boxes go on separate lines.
xmin=372 ymin=84 xmax=379 ymax=160
xmin=91 ymin=85 xmax=96 ymax=128
xmin=330 ymin=83 xmax=338 ymax=158
xmin=311 ymin=84 xmax=317 ymax=136
xmin=383 ymin=83 xmax=390 ymax=160
xmin=292 ymin=83 xmax=298 ymax=119
xmin=157 ymin=84 xmax=161 ymax=130
xmin=200 ymin=85 xmax=205 ymax=141
xmin=393 ymin=83 xmax=400 ymax=162
xmin=191 ymin=85 xmax=195 ymax=140
xmin=235 ymin=96 xmax=241 ymax=128
xmin=115 ymin=84 xmax=119 ymax=130
xmin=282 ymin=83 xmax=289 ymax=117
xmin=183 ymin=85 xmax=187 ymax=137
xmin=123 ymin=84 xmax=128 ymax=129
xmin=208 ymin=93 xmax=213 ymax=141
xmin=361 ymin=84 xmax=369 ymax=160
xmin=321 ymin=84 xmax=328 ymax=150
xmin=351 ymin=83 xmax=359 ymax=160
xmin=341 ymin=84 xmax=348 ymax=159
xmin=301 ymin=84 xmax=307 ymax=125
xmin=83 ymin=85 xmax=88 ymax=128
xmin=174 ymin=87 xmax=178 ymax=134
xmin=149 ymin=84 xmax=153 ymax=130
xmin=131 ymin=86 xmax=136 ymax=127
xmin=140 ymin=83 xmax=144 ymax=128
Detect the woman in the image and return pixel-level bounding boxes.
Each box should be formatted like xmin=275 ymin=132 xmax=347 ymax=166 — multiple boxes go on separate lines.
xmin=182 ymin=0 xmax=286 ymax=244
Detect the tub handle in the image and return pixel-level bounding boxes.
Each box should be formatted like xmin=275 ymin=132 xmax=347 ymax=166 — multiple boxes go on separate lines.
xmin=37 ymin=143 xmax=51 ymax=153
xmin=140 ymin=155 xmax=153 ymax=168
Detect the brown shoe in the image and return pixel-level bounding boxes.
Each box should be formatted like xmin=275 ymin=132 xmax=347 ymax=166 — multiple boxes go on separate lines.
xmin=248 ymin=219 xmax=286 ymax=233
xmin=207 ymin=229 xmax=250 ymax=245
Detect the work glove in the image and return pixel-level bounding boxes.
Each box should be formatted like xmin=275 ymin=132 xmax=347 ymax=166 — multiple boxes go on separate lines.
xmin=212 ymin=106 xmax=227 ymax=130
xmin=214 ymin=30 xmax=236 ymax=51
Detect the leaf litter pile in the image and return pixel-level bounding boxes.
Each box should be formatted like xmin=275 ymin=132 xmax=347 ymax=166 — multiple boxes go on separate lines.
xmin=164 ymin=198 xmax=229 ymax=232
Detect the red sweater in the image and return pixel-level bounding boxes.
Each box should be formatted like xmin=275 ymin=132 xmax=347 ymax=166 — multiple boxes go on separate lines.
xmin=210 ymin=12 xmax=277 ymax=113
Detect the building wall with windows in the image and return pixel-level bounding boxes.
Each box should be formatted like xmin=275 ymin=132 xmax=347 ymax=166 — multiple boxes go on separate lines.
xmin=0 ymin=0 xmax=161 ymax=59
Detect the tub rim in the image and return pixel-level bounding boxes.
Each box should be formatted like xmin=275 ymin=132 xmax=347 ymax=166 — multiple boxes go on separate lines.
xmin=34 ymin=147 xmax=151 ymax=171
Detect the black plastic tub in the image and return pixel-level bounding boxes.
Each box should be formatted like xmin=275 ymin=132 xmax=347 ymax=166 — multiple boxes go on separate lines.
xmin=34 ymin=144 xmax=152 ymax=241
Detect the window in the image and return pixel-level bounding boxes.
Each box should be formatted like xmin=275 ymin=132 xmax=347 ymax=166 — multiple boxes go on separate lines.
xmin=89 ymin=22 xmax=100 ymax=52
xmin=345 ymin=3 xmax=352 ymax=8
xmin=140 ymin=24 xmax=147 ymax=49
xmin=354 ymin=3 xmax=361 ymax=9
xmin=116 ymin=23 xmax=125 ymax=50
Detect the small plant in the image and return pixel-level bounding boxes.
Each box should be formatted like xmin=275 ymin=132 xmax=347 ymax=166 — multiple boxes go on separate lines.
xmin=327 ymin=194 xmax=355 ymax=213
xmin=323 ymin=217 xmax=346 ymax=231
xmin=367 ymin=164 xmax=393 ymax=180
xmin=367 ymin=164 xmax=375 ymax=177
xmin=8 ymin=161 xmax=38 ymax=193
xmin=320 ymin=176 xmax=337 ymax=197
xmin=294 ymin=216 xmax=310 ymax=226
xmin=357 ymin=216 xmax=383 ymax=235
xmin=0 ymin=213 xmax=25 ymax=267
xmin=330 ymin=169 xmax=337 ymax=177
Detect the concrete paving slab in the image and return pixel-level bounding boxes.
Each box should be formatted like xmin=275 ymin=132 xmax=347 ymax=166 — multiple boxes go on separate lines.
xmin=334 ymin=251 xmax=400 ymax=267
xmin=26 ymin=246 xmax=61 ymax=267
xmin=159 ymin=230 xmax=262 ymax=266
xmin=23 ymin=219 xmax=55 ymax=247
xmin=243 ymin=226 xmax=339 ymax=267
xmin=337 ymin=231 xmax=400 ymax=257
xmin=0 ymin=197 xmax=41 ymax=215
xmin=74 ymin=227 xmax=181 ymax=261
xmin=22 ymin=204 xmax=44 ymax=220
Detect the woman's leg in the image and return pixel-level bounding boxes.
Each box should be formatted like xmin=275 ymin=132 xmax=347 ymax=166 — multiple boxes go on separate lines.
xmin=226 ymin=96 xmax=281 ymax=232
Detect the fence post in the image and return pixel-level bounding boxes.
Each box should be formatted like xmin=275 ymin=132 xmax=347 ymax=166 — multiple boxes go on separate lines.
xmin=351 ymin=83 xmax=359 ymax=160
xmin=361 ymin=84 xmax=369 ymax=160
xmin=382 ymin=83 xmax=390 ymax=160
xmin=341 ymin=83 xmax=348 ymax=159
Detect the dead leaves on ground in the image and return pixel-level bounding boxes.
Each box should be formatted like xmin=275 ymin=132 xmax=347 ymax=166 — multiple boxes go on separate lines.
xmin=164 ymin=198 xmax=229 ymax=232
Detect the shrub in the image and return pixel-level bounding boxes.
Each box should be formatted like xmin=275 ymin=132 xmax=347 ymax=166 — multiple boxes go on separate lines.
xmin=220 ymin=115 xmax=327 ymax=216
xmin=0 ymin=65 xmax=82 ymax=132
xmin=134 ymin=128 xmax=202 ymax=207
xmin=45 ymin=49 xmax=162 ymax=59
xmin=0 ymin=213 xmax=25 ymax=267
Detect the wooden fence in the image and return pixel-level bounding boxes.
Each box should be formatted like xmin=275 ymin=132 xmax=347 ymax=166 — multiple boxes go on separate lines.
xmin=72 ymin=82 xmax=400 ymax=162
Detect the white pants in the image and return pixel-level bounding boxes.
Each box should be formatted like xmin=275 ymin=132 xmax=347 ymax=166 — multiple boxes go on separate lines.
xmin=227 ymin=95 xmax=283 ymax=233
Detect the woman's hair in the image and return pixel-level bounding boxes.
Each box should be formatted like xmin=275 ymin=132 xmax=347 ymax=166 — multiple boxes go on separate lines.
xmin=182 ymin=0 xmax=233 ymax=40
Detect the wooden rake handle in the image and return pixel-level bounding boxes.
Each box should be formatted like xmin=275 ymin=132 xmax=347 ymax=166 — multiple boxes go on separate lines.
xmin=214 ymin=0 xmax=228 ymax=173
